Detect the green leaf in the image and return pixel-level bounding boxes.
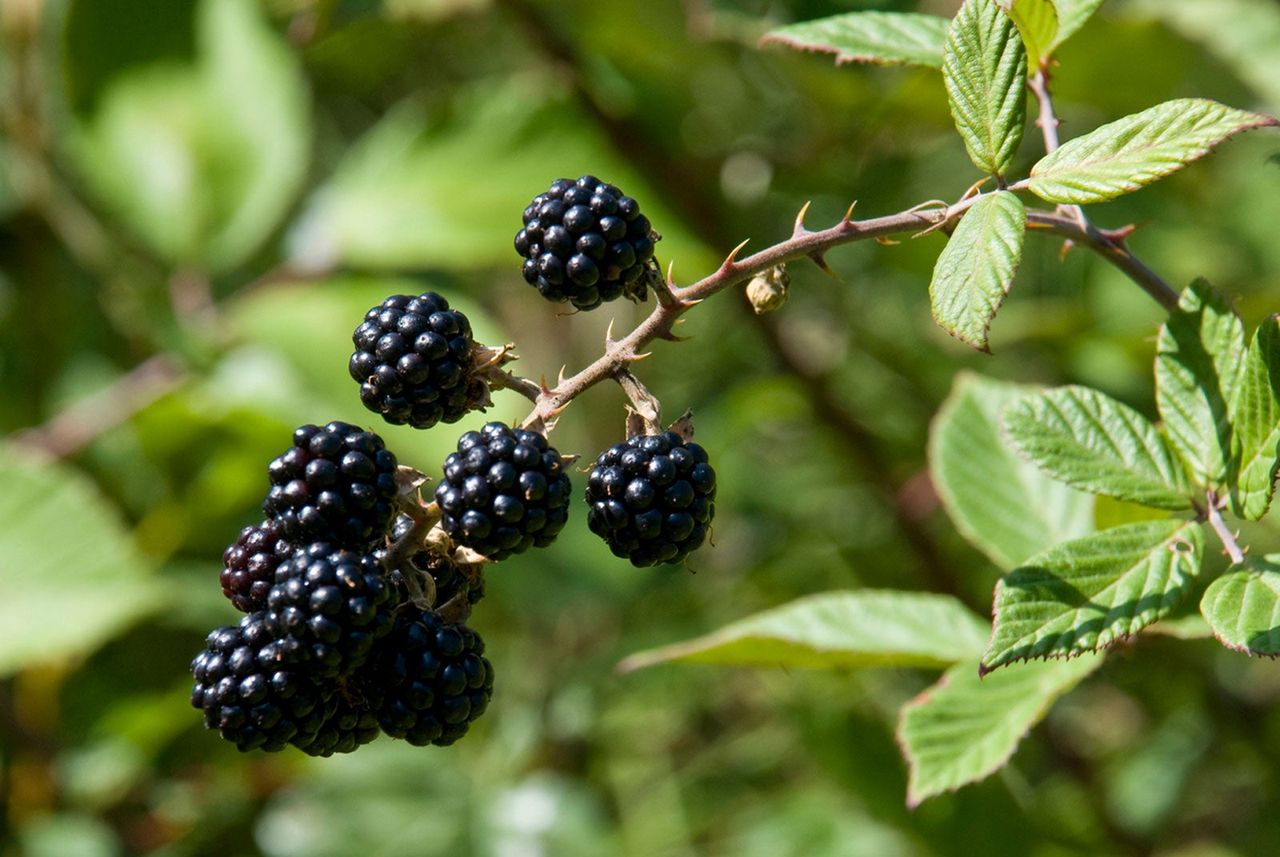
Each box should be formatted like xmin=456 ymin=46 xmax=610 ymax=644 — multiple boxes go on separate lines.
xmin=64 ymin=0 xmax=310 ymax=272
xmin=897 ymin=655 xmax=1100 ymax=806
xmin=1001 ymin=0 xmax=1058 ymax=68
xmin=1002 ymin=385 xmax=1194 ymax=510
xmin=1200 ymin=556 xmax=1280 ymax=656
xmin=942 ymin=0 xmax=1028 ymax=176
xmin=1156 ymin=279 xmax=1247 ymax=488
xmin=0 ymin=445 xmax=165 ymax=676
xmin=1028 ymin=99 xmax=1278 ymax=204
xmin=982 ymin=520 xmax=1204 ymax=672
xmin=1052 ymin=0 xmax=1105 ymax=49
xmin=289 ymin=81 xmax=709 ymax=273
xmin=929 ymin=192 xmax=1026 ymax=352
xmin=930 ymin=373 xmax=1094 ymax=570
xmin=760 ymin=12 xmax=950 ymax=69
xmin=1230 ymin=316 xmax=1280 ymax=520
xmin=616 ymin=591 xmax=990 ymax=673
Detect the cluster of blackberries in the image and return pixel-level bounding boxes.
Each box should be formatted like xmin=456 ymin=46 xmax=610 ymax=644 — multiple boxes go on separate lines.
xmin=196 ymin=177 xmax=722 ymax=757
xmin=515 ymin=175 xmax=658 ymax=310
xmin=194 ymin=421 xmax=494 ymax=755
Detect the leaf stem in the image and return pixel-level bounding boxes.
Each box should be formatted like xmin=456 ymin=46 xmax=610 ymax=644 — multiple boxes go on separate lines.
xmin=1206 ymin=492 xmax=1247 ymax=565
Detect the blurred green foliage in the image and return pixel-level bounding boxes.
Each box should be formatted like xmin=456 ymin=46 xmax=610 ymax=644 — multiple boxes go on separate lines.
xmin=0 ymin=0 xmax=1278 ymax=854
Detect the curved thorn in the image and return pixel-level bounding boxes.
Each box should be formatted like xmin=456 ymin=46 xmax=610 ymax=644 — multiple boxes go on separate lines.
xmin=840 ymin=201 xmax=858 ymax=225
xmin=810 ymin=251 xmax=839 ymax=280
xmin=721 ymin=239 xmax=750 ymax=271
xmin=792 ymin=200 xmax=812 ymax=237
xmin=875 ymin=236 xmax=901 ymax=246
xmin=604 ymin=318 xmax=617 ymax=348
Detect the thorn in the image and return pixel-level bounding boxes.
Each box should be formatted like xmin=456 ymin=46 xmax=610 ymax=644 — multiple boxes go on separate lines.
xmin=875 ymin=236 xmax=900 ymax=246
xmin=1100 ymin=222 xmax=1139 ymax=243
xmin=720 ymin=239 xmax=750 ymax=271
xmin=666 ymin=260 xmax=677 ymax=287
xmin=792 ymin=200 xmax=812 ymax=237
xmin=657 ymin=329 xmax=692 ymax=342
xmin=604 ymin=318 xmax=617 ymax=349
xmin=1058 ymin=239 xmax=1075 ymax=261
xmin=907 ymin=199 xmax=949 ymax=214
xmin=557 ymin=365 xmax=568 ymax=385
xmin=839 ymin=201 xmax=857 ymax=225
xmin=961 ymin=177 xmax=990 ymax=200
xmin=627 ymin=351 xmax=653 ymax=362
xmin=809 ymin=251 xmax=839 ymax=280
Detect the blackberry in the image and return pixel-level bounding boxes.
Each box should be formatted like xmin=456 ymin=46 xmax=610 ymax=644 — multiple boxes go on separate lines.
xmin=267 ymin=543 xmax=395 ymax=678
xmin=434 ymin=422 xmax=571 ymax=560
xmin=296 ymin=691 xmax=381 ymax=757
xmin=359 ymin=607 xmax=494 ymax=746
xmin=190 ymin=612 xmax=334 ymax=753
xmin=263 ymin=422 xmax=398 ymax=549
xmin=382 ymin=514 xmax=486 ymax=608
xmin=220 ymin=518 xmax=294 ymax=613
xmin=514 ymin=175 xmax=657 ymax=310
xmin=585 ymin=432 xmax=716 ymax=566
xmin=349 ymin=292 xmax=489 ymax=429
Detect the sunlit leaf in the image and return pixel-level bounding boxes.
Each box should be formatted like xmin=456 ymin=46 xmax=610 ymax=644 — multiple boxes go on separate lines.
xmin=1230 ymin=316 xmax=1280 ymax=520
xmin=982 ymin=520 xmax=1203 ymax=672
xmin=0 ymin=446 xmax=165 ymax=676
xmin=1003 ymin=385 xmax=1194 ymax=509
xmin=942 ymin=0 xmax=1028 ymax=176
xmin=930 ymin=373 xmax=1094 ymax=570
xmin=929 ymin=191 xmax=1025 ymax=352
xmin=897 ymin=654 xmax=1100 ymax=806
xmin=616 ymin=591 xmax=989 ymax=673
xmin=1028 ymin=99 xmax=1278 ymax=204
xmin=1200 ymin=556 xmax=1280 ymax=656
xmin=1156 ymin=279 xmax=1247 ymax=488
xmin=1052 ymin=0 xmax=1105 ymax=49
xmin=64 ymin=0 xmax=310 ymax=271
xmin=1001 ymin=0 xmax=1058 ymax=68
xmin=760 ymin=12 xmax=950 ymax=68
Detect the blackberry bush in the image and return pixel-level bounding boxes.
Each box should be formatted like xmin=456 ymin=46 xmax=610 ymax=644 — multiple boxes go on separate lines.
xmin=266 ymin=543 xmax=396 ymax=678
xmin=220 ymin=518 xmax=293 ymax=613
xmin=263 ymin=421 xmax=398 ymax=548
xmin=349 ymin=291 xmax=489 ymax=429
xmin=434 ymin=422 xmax=571 ymax=560
xmin=190 ymin=612 xmax=335 ymax=753
xmin=514 ymin=174 xmax=657 ymax=310
xmin=585 ymin=432 xmax=716 ymax=567
xmin=359 ymin=607 xmax=494 ymax=747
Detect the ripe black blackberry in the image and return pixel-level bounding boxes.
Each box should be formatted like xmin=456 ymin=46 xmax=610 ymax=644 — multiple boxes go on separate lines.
xmin=514 ymin=175 xmax=657 ymax=310
xmin=263 ymin=422 xmax=398 ymax=549
xmin=434 ymin=422 xmax=571 ymax=560
xmin=220 ymin=518 xmax=294 ymax=613
xmin=585 ymin=432 xmax=716 ymax=566
xmin=359 ymin=607 xmax=494 ymax=746
xmin=190 ymin=612 xmax=334 ymax=753
xmin=297 ymin=691 xmax=381 ymax=757
xmin=382 ymin=514 xmax=486 ymax=608
xmin=267 ymin=543 xmax=395 ymax=678
xmin=349 ymin=292 xmax=489 ymax=429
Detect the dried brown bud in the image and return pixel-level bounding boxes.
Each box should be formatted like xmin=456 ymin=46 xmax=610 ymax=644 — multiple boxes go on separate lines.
xmin=745 ymin=265 xmax=790 ymax=314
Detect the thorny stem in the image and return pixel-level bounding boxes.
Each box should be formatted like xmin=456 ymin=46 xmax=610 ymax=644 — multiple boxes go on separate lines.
xmin=520 ymin=195 xmax=1181 ymax=428
xmin=1027 ymin=66 xmax=1089 ymax=229
xmin=1206 ymin=491 xmax=1247 ymax=565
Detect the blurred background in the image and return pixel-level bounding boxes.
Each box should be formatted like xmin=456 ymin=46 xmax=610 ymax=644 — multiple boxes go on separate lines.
xmin=1 ymin=0 xmax=1279 ymax=854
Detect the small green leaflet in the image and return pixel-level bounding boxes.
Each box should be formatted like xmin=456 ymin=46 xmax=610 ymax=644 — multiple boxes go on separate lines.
xmin=942 ymin=0 xmax=1028 ymax=176
xmin=616 ymin=591 xmax=989 ymax=673
xmin=1001 ymin=0 xmax=1058 ymax=69
xmin=930 ymin=373 xmax=1094 ymax=570
xmin=761 ymin=12 xmax=950 ymax=69
xmin=1002 ymin=385 xmax=1194 ymax=510
xmin=1156 ymin=279 xmax=1246 ymax=488
xmin=1028 ymin=99 xmax=1278 ymax=205
xmin=929 ymin=191 xmax=1026 ymax=352
xmin=1200 ymin=556 xmax=1280 ymax=656
xmin=1052 ymin=0 xmax=1106 ymax=50
xmin=897 ymin=654 xmax=1100 ymax=806
xmin=982 ymin=520 xmax=1203 ymax=672
xmin=1230 ymin=316 xmax=1280 ymax=520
